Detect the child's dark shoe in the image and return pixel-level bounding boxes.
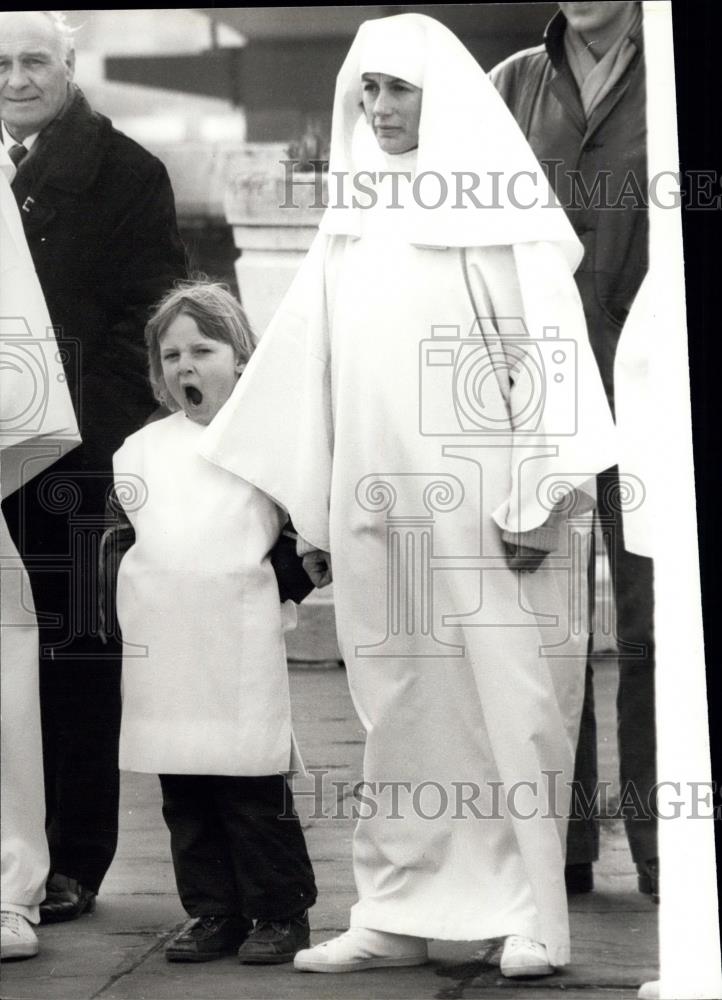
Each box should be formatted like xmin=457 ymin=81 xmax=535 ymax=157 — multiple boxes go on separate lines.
xmin=237 ymin=911 xmax=310 ymax=964
xmin=165 ymin=915 xmax=252 ymax=962
xmin=564 ymin=862 xmax=594 ymax=894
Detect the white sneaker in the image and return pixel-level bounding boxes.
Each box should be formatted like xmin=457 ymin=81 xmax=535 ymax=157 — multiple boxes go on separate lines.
xmin=1 ymin=911 xmax=39 ymax=960
xmin=500 ymin=935 xmax=554 ymax=978
xmin=293 ymin=926 xmax=428 ymax=973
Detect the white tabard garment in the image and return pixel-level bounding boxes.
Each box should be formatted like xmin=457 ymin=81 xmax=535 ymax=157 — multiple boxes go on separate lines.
xmin=113 ymin=411 xmax=299 ymax=777
xmin=201 ymin=205 xmax=617 ymax=962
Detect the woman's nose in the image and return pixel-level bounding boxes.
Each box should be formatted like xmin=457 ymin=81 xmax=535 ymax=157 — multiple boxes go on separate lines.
xmin=374 ymin=91 xmax=392 ymax=117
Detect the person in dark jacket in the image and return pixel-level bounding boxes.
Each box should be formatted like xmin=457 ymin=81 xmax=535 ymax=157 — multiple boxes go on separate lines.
xmin=491 ymin=1 xmax=657 ymax=900
xmin=0 ymin=10 xmax=188 ymax=922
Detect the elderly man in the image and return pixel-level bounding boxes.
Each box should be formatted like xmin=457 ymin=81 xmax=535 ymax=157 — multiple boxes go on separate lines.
xmin=492 ymin=1 xmax=656 ymax=899
xmin=0 ymin=10 xmax=187 ymax=922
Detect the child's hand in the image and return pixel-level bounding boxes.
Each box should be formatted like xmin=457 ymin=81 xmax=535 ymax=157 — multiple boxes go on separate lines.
xmin=302 ymin=549 xmax=333 ymax=588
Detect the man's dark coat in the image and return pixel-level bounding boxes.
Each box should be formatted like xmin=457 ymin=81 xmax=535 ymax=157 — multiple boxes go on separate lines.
xmin=492 ymin=10 xmax=656 ymax=870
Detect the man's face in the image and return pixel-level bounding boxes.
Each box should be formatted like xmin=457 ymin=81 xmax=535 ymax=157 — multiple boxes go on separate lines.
xmin=558 ymin=2 xmax=637 ymax=36
xmin=0 ymin=12 xmax=74 ymax=141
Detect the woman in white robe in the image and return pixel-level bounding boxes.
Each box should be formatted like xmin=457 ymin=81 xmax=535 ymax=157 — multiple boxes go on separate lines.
xmin=1 ymin=144 xmax=80 ymax=958
xmin=201 ymin=13 xmax=618 ymax=977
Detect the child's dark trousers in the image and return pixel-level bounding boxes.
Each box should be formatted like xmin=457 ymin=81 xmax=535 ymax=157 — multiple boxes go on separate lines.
xmin=158 ymin=773 xmax=317 ymax=920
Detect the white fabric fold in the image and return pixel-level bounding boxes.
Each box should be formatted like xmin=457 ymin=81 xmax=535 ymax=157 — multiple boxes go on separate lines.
xmin=0 ymin=144 xmax=80 ymax=498
xmin=1 ymin=141 xmax=79 ymax=917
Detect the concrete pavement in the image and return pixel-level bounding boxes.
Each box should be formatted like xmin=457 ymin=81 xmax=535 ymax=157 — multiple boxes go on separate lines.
xmin=1 ymin=659 xmax=658 ymax=1000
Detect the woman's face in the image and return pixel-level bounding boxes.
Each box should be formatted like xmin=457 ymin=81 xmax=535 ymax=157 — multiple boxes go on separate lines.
xmin=361 ymin=72 xmax=422 ymax=155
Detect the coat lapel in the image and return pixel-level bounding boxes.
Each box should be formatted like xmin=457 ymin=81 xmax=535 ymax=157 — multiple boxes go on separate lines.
xmin=583 ymin=52 xmax=642 ymax=141
xmin=549 ymin=69 xmax=587 ymax=135
xmin=544 ymin=12 xmax=586 ymax=136
xmin=544 ymin=9 xmax=645 ymax=145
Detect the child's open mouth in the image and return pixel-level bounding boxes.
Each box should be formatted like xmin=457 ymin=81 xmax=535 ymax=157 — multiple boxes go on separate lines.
xmin=184 ymin=385 xmax=203 ymax=408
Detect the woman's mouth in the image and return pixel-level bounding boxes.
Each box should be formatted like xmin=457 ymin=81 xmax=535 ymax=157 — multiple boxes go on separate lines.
xmin=184 ymin=385 xmax=203 ymax=407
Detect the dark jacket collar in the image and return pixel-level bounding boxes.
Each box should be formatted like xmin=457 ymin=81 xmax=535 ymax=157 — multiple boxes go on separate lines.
xmin=544 ymin=6 xmax=645 ymax=69
xmin=18 ymin=85 xmax=113 ymax=194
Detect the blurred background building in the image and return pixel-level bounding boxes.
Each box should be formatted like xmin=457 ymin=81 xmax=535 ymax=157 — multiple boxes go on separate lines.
xmin=65 ymin=6 xmax=556 ymax=295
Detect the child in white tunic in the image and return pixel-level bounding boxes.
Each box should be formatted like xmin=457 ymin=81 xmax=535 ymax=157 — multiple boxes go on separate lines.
xmin=112 ymin=282 xmax=316 ymax=964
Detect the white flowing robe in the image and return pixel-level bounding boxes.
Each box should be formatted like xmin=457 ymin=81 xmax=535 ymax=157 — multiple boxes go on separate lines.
xmin=1 ymin=145 xmax=80 ymax=918
xmin=113 ymin=411 xmax=300 ymax=777
xmin=202 ymin=219 xmax=617 ymax=964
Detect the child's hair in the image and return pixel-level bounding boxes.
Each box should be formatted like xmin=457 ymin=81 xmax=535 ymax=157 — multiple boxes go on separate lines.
xmin=145 ymin=279 xmax=256 ymax=409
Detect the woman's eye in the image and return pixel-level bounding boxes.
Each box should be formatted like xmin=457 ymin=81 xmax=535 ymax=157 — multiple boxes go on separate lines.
xmin=162 ymin=353 xmax=178 ymax=362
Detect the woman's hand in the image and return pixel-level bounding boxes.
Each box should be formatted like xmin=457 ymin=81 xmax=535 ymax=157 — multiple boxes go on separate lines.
xmin=503 ymin=541 xmax=548 ymax=574
xmin=302 ymin=549 xmax=333 ymax=588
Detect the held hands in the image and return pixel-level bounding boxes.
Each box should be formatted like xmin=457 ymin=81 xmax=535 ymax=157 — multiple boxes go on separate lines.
xmin=502 ymin=541 xmax=548 ymax=574
xmin=302 ymin=549 xmax=333 ymax=588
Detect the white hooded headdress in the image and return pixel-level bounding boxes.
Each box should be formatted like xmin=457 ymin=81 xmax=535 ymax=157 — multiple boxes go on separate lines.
xmin=320 ymin=13 xmax=582 ymax=267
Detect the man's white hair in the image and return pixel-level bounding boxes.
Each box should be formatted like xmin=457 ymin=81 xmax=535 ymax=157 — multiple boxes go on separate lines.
xmin=40 ymin=10 xmax=77 ymax=58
